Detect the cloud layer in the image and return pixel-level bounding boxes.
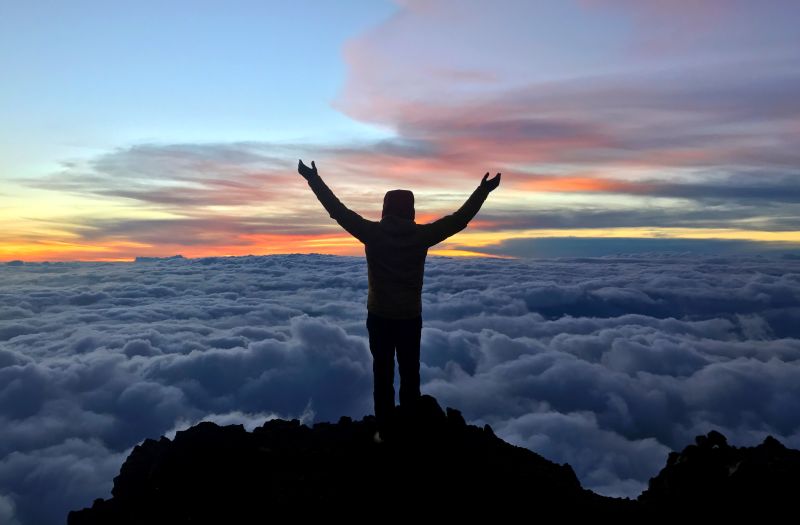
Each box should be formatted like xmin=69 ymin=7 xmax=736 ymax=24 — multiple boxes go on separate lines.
xmin=1 ymin=253 xmax=799 ymax=523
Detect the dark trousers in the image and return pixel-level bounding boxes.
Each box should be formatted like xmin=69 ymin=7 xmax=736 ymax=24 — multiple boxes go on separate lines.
xmin=366 ymin=311 xmax=422 ymax=430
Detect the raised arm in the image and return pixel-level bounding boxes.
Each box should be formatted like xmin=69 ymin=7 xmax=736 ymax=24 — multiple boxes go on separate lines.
xmin=298 ymin=159 xmax=376 ymax=244
xmin=420 ymin=172 xmax=501 ymax=247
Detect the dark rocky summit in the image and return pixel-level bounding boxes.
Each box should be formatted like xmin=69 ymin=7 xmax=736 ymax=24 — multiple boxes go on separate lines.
xmin=640 ymin=429 xmax=800 ymax=515
xmin=69 ymin=397 xmax=799 ymax=523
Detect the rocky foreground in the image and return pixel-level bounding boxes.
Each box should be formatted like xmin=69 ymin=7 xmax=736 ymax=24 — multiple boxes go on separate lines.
xmin=69 ymin=396 xmax=799 ymax=523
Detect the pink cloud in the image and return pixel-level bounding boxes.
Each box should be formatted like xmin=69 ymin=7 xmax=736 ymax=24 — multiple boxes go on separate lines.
xmin=335 ymin=0 xmax=800 ymax=140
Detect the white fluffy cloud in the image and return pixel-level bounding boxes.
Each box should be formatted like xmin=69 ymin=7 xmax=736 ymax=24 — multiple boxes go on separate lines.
xmin=0 ymin=493 xmax=21 ymax=525
xmin=1 ymin=254 xmax=799 ymax=523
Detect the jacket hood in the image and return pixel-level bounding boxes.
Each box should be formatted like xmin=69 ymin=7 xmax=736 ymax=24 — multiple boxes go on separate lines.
xmin=382 ymin=190 xmax=415 ymax=221
xmin=378 ymin=215 xmax=417 ymax=236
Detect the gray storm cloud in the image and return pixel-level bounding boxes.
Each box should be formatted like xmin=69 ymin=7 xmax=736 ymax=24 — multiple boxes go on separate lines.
xmin=1 ymin=253 xmax=799 ymax=524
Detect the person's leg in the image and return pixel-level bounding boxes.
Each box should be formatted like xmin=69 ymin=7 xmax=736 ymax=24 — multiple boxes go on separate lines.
xmin=396 ymin=315 xmax=422 ymax=407
xmin=366 ymin=312 xmax=396 ymax=432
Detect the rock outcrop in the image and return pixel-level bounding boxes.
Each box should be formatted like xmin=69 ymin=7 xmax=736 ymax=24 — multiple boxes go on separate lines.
xmin=69 ymin=396 xmax=799 ymax=523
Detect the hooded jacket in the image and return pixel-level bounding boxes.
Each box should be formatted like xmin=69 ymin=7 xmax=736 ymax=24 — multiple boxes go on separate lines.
xmin=306 ymin=173 xmax=491 ymax=319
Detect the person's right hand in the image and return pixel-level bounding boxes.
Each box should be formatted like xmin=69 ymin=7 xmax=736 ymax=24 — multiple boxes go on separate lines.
xmin=298 ymin=159 xmax=318 ymax=180
xmin=480 ymin=172 xmax=501 ymax=192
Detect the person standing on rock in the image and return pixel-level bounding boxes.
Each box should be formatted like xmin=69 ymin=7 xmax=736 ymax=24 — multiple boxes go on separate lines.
xmin=298 ymin=159 xmax=500 ymax=440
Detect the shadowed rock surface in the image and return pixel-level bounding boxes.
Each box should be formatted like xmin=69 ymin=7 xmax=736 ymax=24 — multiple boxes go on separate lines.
xmin=68 ymin=396 xmax=799 ymax=523
xmin=640 ymin=429 xmax=800 ymax=516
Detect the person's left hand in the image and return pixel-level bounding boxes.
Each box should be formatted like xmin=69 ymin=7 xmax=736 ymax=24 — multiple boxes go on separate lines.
xmin=298 ymin=159 xmax=318 ymax=180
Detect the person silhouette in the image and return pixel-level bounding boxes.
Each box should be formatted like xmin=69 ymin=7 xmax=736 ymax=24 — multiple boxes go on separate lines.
xmin=298 ymin=159 xmax=500 ymax=440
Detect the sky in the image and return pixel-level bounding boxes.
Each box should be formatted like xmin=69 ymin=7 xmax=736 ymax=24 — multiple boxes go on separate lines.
xmin=2 ymin=254 xmax=799 ymax=523
xmin=2 ymin=0 xmax=800 ymax=261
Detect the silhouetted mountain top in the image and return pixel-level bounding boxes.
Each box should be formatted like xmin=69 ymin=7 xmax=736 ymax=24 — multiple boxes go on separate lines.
xmin=133 ymin=254 xmax=185 ymax=263
xmin=68 ymin=396 xmax=799 ymax=523
xmin=640 ymin=429 xmax=800 ymax=512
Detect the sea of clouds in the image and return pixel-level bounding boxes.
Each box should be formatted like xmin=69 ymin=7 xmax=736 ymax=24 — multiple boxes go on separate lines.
xmin=1 ymin=254 xmax=799 ymax=524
